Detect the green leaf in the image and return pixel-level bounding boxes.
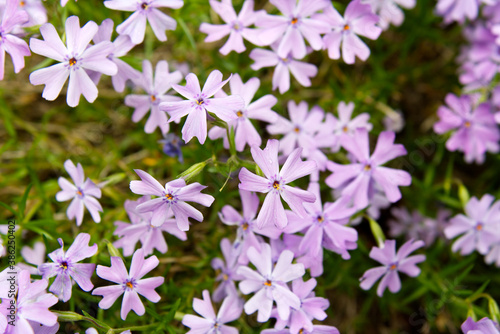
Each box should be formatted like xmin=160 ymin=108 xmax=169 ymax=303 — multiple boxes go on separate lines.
xmin=488 ymin=297 xmax=500 ymax=322
xmin=458 ymin=183 xmax=470 ymax=208
xmin=164 ymin=298 xmax=182 ymax=324
xmin=104 ymin=239 xmax=123 ymax=259
xmin=0 ymin=201 xmax=17 ymax=217
xmin=367 ymin=216 xmax=385 ymax=248
xmin=54 ymin=311 xmax=85 ymax=322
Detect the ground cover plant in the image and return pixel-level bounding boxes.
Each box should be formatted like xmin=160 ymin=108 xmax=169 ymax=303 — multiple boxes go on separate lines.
xmin=1 ymin=0 xmax=500 ymax=333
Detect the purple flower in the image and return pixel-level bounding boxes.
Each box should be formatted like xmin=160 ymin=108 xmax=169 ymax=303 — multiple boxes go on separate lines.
xmin=262 ymin=326 xmax=340 ymax=334
xmin=104 ymin=0 xmax=183 ymax=44
xmin=159 ymin=70 xmax=245 ymax=144
xmin=326 ymin=129 xmax=411 ymax=209
xmin=436 ymin=0 xmax=483 ymax=24
xmin=360 ymin=239 xmax=425 ymax=297
xmin=219 ymin=190 xmax=282 ymax=264
xmin=92 ymin=248 xmax=164 ymax=320
xmin=239 ymin=139 xmax=317 ymax=229
xmin=287 ymin=182 xmax=358 ymax=260
xmin=91 ymin=19 xmax=139 ymax=93
xmin=38 ymin=233 xmax=97 ymax=302
xmin=461 ymin=317 xmax=500 ymax=333
xmin=129 ymin=169 xmax=215 ymax=231
xmin=318 ymin=0 xmax=381 ymax=64
xmin=362 ymin=0 xmax=415 ymax=30
xmin=19 ymin=241 xmax=45 ymax=275
xmin=250 ymin=45 xmax=318 ymax=94
xmin=330 ymin=101 xmax=372 ymax=152
xmin=15 ymin=0 xmax=47 ymax=27
xmin=0 ymin=270 xmax=58 ymax=334
xmin=200 ymin=0 xmax=265 ymax=55
xmin=211 ymin=238 xmax=243 ymax=302
xmin=444 ymin=194 xmax=500 ymax=255
xmin=208 ymin=74 xmax=278 ymax=152
xmin=255 ymin=0 xmax=330 ymax=59
xmin=273 ymin=278 xmax=329 ymax=334
xmin=0 ymin=0 xmax=30 ymax=80
xmin=237 ymin=243 xmax=305 ymax=322
xmin=29 ymin=16 xmax=117 ymax=107
xmin=126 ymin=59 xmax=182 ymax=134
xmin=113 ymin=196 xmax=187 ymax=256
xmin=158 ymin=133 xmax=184 ymax=162
xmin=55 ymin=159 xmax=103 ymax=226
xmin=434 ymin=94 xmax=500 ymax=164
xmin=182 ymin=290 xmax=243 ymax=333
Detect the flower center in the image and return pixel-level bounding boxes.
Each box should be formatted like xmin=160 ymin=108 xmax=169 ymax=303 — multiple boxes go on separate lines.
xmin=342 ymin=126 xmax=349 ymax=132
xmin=165 ymin=193 xmax=173 ymax=200
xmin=273 ymin=181 xmax=280 ymax=190
xmin=317 ymin=215 xmax=324 ymax=223
xmin=389 ymin=263 xmax=397 ymax=270
xmin=343 ymin=24 xmax=350 ymax=31
xmin=476 ymin=222 xmax=483 ymax=231
xmin=126 ymin=281 xmax=134 ymax=289
xmin=196 ymin=98 xmax=204 ymax=105
xmin=294 ymin=127 xmax=300 ymax=133
xmin=291 ymin=17 xmax=298 ymax=25
xmin=20 ymin=0 xmax=25 ymax=6
xmin=141 ymin=2 xmax=148 ymax=10
xmin=299 ymin=329 xmax=304 ymax=334
xmin=364 ymin=164 xmax=371 ymax=171
xmin=223 ymin=274 xmax=229 ymax=281
xmin=464 ymin=121 xmax=471 ymax=128
xmin=151 ymin=95 xmax=157 ymax=102
xmin=236 ymin=111 xmax=243 ymax=117
xmin=60 ymin=261 xmax=69 ymax=270
xmin=76 ymin=190 xmax=83 ymax=196
xmin=242 ymin=222 xmax=249 ymax=230
xmin=69 ymin=57 xmax=77 ymax=66
xmin=264 ymin=280 xmax=272 ymax=286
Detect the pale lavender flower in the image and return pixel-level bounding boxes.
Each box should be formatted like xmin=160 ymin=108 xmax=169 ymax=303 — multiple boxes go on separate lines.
xmin=182 ymin=290 xmax=243 ymax=333
xmin=262 ymin=326 xmax=340 ymax=334
xmin=250 ymin=45 xmax=318 ymax=94
xmin=326 ymin=129 xmax=411 ymax=209
xmin=0 ymin=270 xmax=58 ymax=334
xmin=219 ymin=190 xmax=282 ymax=264
xmin=92 ymin=248 xmax=164 ymax=320
xmin=158 ymin=132 xmax=184 ymax=162
xmin=129 ymin=169 xmax=215 ymax=231
xmin=91 ymin=19 xmax=139 ymax=92
xmin=360 ymin=239 xmax=425 ymax=297
xmin=200 ymin=0 xmax=264 ymax=55
xmin=18 ymin=241 xmax=45 ymax=275
xmin=273 ymin=278 xmax=329 ymax=334
xmin=0 ymin=0 xmax=30 ymax=80
xmin=55 ymin=159 xmax=103 ymax=226
xmin=29 ymin=16 xmax=117 ymax=107
xmin=238 ymin=139 xmax=317 ymax=229
xmin=362 ymin=0 xmax=415 ymax=30
xmin=434 ymin=94 xmax=500 ymax=164
xmin=461 ymin=317 xmax=500 ymax=333
xmin=287 ymin=182 xmax=358 ymax=260
xmin=255 ymin=0 xmax=330 ymax=59
xmin=330 ymin=101 xmax=372 ymax=152
xmin=436 ymin=0 xmax=485 ymax=24
xmin=318 ymin=0 xmax=381 ymax=64
xmin=126 ymin=59 xmax=182 ymax=134
xmin=208 ymin=74 xmax=278 ymax=151
xmin=159 ymin=70 xmax=245 ymax=144
xmin=211 ymin=238 xmax=243 ymax=302
xmin=104 ymin=0 xmax=183 ymax=44
xmin=38 ymin=233 xmax=97 ymax=302
xmin=444 ymin=194 xmax=500 ymax=255
xmin=113 ymin=196 xmax=187 ymax=256
xmin=14 ymin=0 xmax=47 ymax=27
xmin=237 ymin=243 xmax=305 ymax=322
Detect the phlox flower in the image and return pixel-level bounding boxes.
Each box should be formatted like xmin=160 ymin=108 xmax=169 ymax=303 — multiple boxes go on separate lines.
xmin=286 ymin=182 xmax=358 ymax=260
xmin=318 ymin=0 xmax=382 ymax=64
xmin=92 ymin=248 xmax=164 ymax=320
xmin=38 ymin=233 xmax=97 ymax=302
xmin=436 ymin=0 xmax=486 ymax=24
xmin=237 ymin=243 xmax=305 ymax=322
xmin=29 ymin=16 xmax=117 ymax=107
xmin=444 ymin=194 xmax=500 ymax=255
xmin=362 ymin=0 xmax=415 ymax=30
xmin=461 ymin=317 xmax=500 ymax=333
xmin=326 ymin=128 xmax=411 ymax=209
xmin=273 ymin=278 xmax=329 ymax=334
xmin=0 ymin=270 xmax=58 ymax=334
xmin=9 ymin=0 xmax=47 ymax=27
xmin=104 ymin=0 xmax=183 ymax=44
xmin=129 ymin=169 xmax=215 ymax=231
xmin=328 ymin=101 xmax=372 ymax=152
xmin=182 ymin=290 xmax=243 ymax=333
xmin=209 ymin=74 xmax=278 ymax=152
xmin=360 ymin=239 xmax=425 ymax=297
xmin=91 ymin=19 xmax=138 ymax=93
xmin=158 ymin=133 xmax=184 ymax=162
xmin=55 ymin=159 xmax=103 ymax=226
xmin=200 ymin=0 xmax=265 ymax=55
xmin=113 ymin=196 xmax=187 ymax=256
xmin=211 ymin=238 xmax=243 ymax=302
xmin=262 ymin=326 xmax=340 ymax=334
xmin=255 ymin=0 xmax=330 ymax=59
xmin=160 ymin=70 xmax=245 ymax=144
xmin=0 ymin=0 xmax=31 ymax=80
xmin=239 ymin=139 xmax=317 ymax=229
xmin=126 ymin=59 xmax=182 ymax=134
xmin=434 ymin=93 xmax=500 ymax=164
xmin=219 ymin=190 xmax=282 ymax=264
xmin=250 ymin=45 xmax=318 ymax=94
xmin=19 ymin=241 xmax=45 ymax=275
